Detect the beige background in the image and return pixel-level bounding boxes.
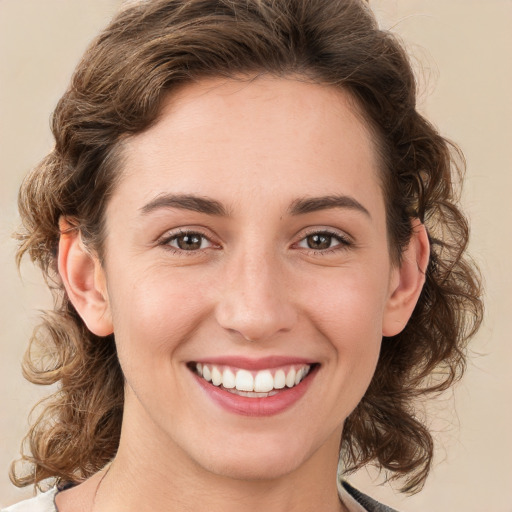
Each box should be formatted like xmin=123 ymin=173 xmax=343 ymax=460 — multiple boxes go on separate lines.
xmin=1 ymin=1 xmax=511 ymax=510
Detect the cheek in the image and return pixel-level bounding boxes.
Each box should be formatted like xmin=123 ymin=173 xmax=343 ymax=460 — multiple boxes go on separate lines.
xmin=300 ymin=269 xmax=388 ymax=387
xmin=304 ymin=268 xmax=389 ymax=339
xmin=107 ymin=267 xmax=211 ymax=369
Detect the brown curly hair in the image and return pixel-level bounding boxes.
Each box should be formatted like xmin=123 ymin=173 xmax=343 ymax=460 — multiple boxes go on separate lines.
xmin=12 ymin=0 xmax=482 ymax=494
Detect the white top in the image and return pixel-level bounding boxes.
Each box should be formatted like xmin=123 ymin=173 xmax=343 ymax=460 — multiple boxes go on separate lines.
xmin=1 ymin=483 xmax=370 ymax=512
xmin=1 ymin=487 xmax=58 ymax=512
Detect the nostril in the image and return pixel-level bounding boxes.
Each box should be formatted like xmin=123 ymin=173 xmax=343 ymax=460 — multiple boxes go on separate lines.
xmin=215 ymin=306 xmax=298 ymax=344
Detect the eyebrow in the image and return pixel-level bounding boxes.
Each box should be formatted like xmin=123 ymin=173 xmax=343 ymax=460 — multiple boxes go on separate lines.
xmin=140 ymin=194 xmax=228 ymax=216
xmin=139 ymin=193 xmax=370 ymax=218
xmin=288 ymin=195 xmax=371 ymax=218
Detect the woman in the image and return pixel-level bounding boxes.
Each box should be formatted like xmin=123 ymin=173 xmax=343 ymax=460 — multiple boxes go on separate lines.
xmin=3 ymin=0 xmax=482 ymax=511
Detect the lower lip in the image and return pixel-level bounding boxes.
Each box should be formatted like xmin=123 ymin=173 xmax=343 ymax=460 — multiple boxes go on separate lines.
xmin=193 ymin=367 xmax=317 ymax=417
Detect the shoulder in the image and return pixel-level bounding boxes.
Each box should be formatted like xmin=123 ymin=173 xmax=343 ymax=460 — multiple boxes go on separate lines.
xmin=340 ymin=480 xmax=400 ymax=512
xmin=1 ymin=488 xmax=58 ymax=512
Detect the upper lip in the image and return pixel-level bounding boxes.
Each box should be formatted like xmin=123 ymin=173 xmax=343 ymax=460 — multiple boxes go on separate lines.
xmin=190 ymin=356 xmax=317 ymax=371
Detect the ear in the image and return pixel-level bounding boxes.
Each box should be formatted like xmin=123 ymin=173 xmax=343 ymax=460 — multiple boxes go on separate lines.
xmin=382 ymin=220 xmax=430 ymax=337
xmin=58 ymin=217 xmax=113 ymax=337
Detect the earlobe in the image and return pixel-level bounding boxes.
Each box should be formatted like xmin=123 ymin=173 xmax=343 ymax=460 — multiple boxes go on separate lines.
xmin=382 ymin=220 xmax=430 ymax=337
xmin=57 ymin=217 xmax=113 ymax=337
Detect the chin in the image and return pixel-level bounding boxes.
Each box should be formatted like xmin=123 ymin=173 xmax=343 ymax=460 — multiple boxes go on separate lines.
xmin=203 ymin=454 xmax=304 ymax=482
xmin=189 ymin=433 xmax=319 ymax=482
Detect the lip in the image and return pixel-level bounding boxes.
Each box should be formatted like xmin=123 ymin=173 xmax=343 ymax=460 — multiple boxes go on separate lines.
xmin=191 ymin=361 xmax=319 ymax=417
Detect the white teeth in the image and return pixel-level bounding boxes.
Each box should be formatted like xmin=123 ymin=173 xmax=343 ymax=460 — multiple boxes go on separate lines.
xmin=222 ymin=368 xmax=236 ymax=389
xmin=196 ymin=364 xmax=312 ymax=393
xmin=202 ymin=365 xmax=212 ymax=382
xmin=225 ymin=389 xmax=278 ymax=398
xmin=274 ymin=369 xmax=286 ymax=389
xmin=254 ymin=370 xmax=274 ymax=393
xmin=235 ymin=369 xmax=254 ymax=391
xmin=211 ymin=366 xmax=222 ymax=386
xmin=285 ymin=368 xmax=296 ymax=388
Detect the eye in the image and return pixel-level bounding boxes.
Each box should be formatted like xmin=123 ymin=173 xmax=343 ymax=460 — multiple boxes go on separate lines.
xmin=163 ymin=231 xmax=213 ymax=251
xmin=296 ymin=230 xmax=351 ymax=252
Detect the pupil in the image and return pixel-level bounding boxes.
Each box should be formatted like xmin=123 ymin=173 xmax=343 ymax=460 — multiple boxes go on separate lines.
xmin=177 ymin=234 xmax=201 ymax=250
xmin=308 ymin=234 xmax=331 ymax=250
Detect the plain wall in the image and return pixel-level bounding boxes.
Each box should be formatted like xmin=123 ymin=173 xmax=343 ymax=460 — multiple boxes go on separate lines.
xmin=1 ymin=1 xmax=511 ymax=510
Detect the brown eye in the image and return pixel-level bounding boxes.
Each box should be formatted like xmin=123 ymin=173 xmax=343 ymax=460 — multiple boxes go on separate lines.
xmin=306 ymin=233 xmax=334 ymax=250
xmin=168 ymin=232 xmax=210 ymax=251
xmin=297 ymin=231 xmax=349 ymax=252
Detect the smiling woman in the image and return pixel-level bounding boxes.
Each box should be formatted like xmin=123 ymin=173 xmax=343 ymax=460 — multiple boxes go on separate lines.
xmin=4 ymin=1 xmax=482 ymax=512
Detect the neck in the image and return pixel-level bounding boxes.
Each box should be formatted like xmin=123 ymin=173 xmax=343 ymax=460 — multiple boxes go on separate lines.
xmin=100 ymin=454 xmax=345 ymax=512
xmin=94 ymin=396 xmax=346 ymax=512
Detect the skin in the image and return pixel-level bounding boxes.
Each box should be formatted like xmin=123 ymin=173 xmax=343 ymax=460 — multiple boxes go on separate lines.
xmin=56 ymin=76 xmax=429 ymax=512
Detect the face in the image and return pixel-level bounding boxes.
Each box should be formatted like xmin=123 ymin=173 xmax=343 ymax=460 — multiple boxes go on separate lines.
xmin=93 ymin=76 xmax=404 ymax=480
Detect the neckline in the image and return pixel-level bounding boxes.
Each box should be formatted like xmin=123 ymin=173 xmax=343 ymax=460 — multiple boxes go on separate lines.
xmin=51 ymin=479 xmax=370 ymax=512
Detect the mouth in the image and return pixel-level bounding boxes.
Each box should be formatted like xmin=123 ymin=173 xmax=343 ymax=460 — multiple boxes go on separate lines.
xmin=187 ymin=360 xmax=319 ymax=416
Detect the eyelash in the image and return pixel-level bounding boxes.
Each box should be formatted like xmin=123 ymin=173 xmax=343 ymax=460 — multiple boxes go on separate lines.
xmin=295 ymin=229 xmax=353 ymax=255
xmin=157 ymin=228 xmax=352 ymax=256
xmin=158 ymin=229 xmax=217 ymax=255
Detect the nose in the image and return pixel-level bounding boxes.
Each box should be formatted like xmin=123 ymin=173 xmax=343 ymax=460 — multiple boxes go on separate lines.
xmin=215 ymin=249 xmax=297 ymax=342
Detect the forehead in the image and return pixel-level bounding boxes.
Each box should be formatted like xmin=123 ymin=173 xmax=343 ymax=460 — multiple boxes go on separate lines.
xmin=114 ymin=75 xmax=384 ymax=217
